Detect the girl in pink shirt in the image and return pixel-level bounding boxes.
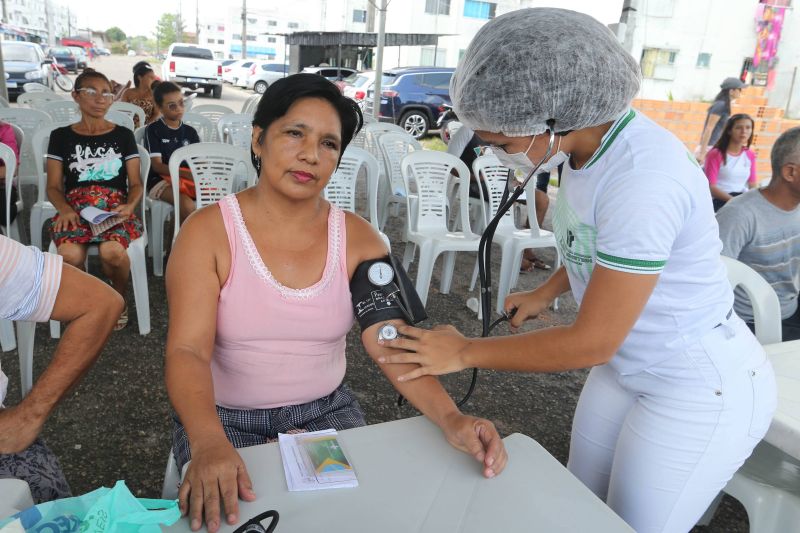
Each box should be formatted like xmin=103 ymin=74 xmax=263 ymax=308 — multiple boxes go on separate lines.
xmin=165 ymin=74 xmax=508 ymax=533
xmin=703 ymin=114 xmax=757 ymax=212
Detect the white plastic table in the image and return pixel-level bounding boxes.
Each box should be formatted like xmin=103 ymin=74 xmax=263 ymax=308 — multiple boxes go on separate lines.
xmin=763 ymin=340 xmax=800 ymax=459
xmin=165 ymin=416 xmax=632 ymax=533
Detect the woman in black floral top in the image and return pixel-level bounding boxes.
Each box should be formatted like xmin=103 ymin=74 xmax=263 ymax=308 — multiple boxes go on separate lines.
xmin=46 ymin=69 xmax=143 ymax=330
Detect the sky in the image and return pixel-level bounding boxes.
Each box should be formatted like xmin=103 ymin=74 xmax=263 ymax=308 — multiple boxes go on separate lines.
xmin=67 ymin=0 xmax=624 ymax=38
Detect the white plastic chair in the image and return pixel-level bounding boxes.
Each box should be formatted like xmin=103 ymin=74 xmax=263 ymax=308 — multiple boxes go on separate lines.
xmin=41 ymin=100 xmax=81 ymax=125
xmin=0 ymin=108 xmax=52 ymax=187
xmin=0 ymin=478 xmax=34 ymax=516
xmin=134 ymin=126 xmax=146 ymax=146
xmin=466 ymin=156 xmax=560 ymax=315
xmin=217 ymin=113 xmax=253 ymax=151
xmin=15 ymin=321 xmax=36 ymax=396
xmin=350 ymin=127 xmax=368 ymax=149
xmin=377 ymin=132 xmax=421 ymax=230
xmin=49 ymin=146 xmax=152 ymax=336
xmin=190 ymin=104 xmax=235 ymax=142
xmin=169 ymin=142 xmax=256 ymax=242
xmin=29 ymin=124 xmax=62 ymax=249
xmin=696 ymin=255 xmax=793 ymax=533
xmin=1 ymin=142 xmax=20 ymax=241
xmin=110 ymin=102 xmax=146 ymax=130
xmin=324 ymin=146 xmax=383 ymax=230
xmin=105 ymin=109 xmax=135 ymax=131
xmin=182 ymin=112 xmax=214 ymax=143
xmin=23 ymin=82 xmax=52 ymax=93
xmin=721 ymin=256 xmax=782 ymax=345
xmin=0 ymin=318 xmax=14 ymax=352
xmin=17 ymin=91 xmax=65 ymax=109
xmin=162 ymin=452 xmax=180 ymax=500
xmin=241 ymin=94 xmax=261 ymax=116
xmin=400 ymin=151 xmax=479 ymax=306
xmin=0 ymin=143 xmax=20 ymax=354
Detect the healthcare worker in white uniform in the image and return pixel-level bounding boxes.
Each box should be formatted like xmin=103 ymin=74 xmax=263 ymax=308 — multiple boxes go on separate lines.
xmin=378 ymin=8 xmax=777 ymax=533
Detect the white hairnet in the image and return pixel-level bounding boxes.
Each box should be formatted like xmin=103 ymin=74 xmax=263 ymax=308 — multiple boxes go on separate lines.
xmin=451 ymin=8 xmax=641 ymax=137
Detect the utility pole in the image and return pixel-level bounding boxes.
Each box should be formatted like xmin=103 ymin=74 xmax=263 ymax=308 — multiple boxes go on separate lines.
xmin=195 ymin=0 xmax=199 ymax=45
xmin=372 ymin=0 xmax=387 ymax=120
xmin=0 ymin=37 xmax=7 ymax=102
xmin=241 ymin=0 xmax=247 ymax=59
xmin=45 ymin=0 xmax=54 ymax=46
xmin=67 ymin=8 xmax=71 ymax=36
xmin=177 ymin=0 xmax=184 ymax=43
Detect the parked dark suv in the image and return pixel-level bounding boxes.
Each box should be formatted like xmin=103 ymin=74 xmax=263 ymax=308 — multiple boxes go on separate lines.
xmin=47 ymin=46 xmax=78 ymax=73
xmin=368 ymin=67 xmax=455 ymax=139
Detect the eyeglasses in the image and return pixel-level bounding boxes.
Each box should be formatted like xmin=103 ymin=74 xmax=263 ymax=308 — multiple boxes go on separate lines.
xmin=76 ymin=88 xmax=114 ymax=100
xmin=165 ymin=99 xmax=186 ymax=111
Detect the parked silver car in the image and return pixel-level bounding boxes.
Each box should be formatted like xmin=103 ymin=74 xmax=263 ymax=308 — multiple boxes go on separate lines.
xmin=246 ymin=63 xmax=290 ymax=94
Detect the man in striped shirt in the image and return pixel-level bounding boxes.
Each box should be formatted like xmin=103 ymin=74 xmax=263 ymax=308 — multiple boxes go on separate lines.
xmin=0 ymin=234 xmax=123 ymax=502
xmin=718 ymin=127 xmax=800 ymax=341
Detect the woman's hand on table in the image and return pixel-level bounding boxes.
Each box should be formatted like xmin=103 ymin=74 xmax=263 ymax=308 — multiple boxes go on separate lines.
xmin=442 ymin=412 xmax=508 ymax=478
xmin=179 ymin=437 xmax=256 ymax=533
xmin=53 ymin=208 xmax=80 ymax=232
xmin=377 ymin=324 xmax=471 ymax=381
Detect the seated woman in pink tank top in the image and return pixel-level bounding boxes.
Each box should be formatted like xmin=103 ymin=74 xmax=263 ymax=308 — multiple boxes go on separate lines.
xmin=165 ymin=74 xmax=508 ymax=533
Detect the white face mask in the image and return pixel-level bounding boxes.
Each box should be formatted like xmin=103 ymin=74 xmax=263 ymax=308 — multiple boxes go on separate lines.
xmin=493 ymin=135 xmax=569 ymax=182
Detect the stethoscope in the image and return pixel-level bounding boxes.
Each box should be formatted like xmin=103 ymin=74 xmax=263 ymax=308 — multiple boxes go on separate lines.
xmin=393 ymin=121 xmax=558 ymax=409
xmin=233 ymin=511 xmax=279 ymax=533
xmin=457 ymin=120 xmax=558 ymax=407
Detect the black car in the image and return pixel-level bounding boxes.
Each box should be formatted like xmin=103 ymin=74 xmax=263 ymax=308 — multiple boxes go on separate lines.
xmin=47 ymin=46 xmax=78 ymax=73
xmin=2 ymin=41 xmax=54 ymax=98
xmin=368 ymin=66 xmax=455 ymax=139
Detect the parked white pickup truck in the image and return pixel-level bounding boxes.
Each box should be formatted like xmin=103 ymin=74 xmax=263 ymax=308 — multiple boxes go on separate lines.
xmin=161 ymin=43 xmax=222 ymax=98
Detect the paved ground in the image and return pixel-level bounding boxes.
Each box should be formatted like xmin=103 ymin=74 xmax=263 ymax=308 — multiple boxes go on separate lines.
xmin=2 ymin=55 xmax=749 ymax=531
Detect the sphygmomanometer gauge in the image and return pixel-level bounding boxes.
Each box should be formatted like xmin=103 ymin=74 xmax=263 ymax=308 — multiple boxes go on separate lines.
xmin=367 ymin=261 xmax=394 ymax=286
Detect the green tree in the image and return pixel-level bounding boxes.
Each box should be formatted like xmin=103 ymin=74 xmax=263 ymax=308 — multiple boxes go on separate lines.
xmin=110 ymin=42 xmax=127 ymax=55
xmin=156 ymin=13 xmax=184 ymax=49
xmin=106 ymin=26 xmax=126 ymax=42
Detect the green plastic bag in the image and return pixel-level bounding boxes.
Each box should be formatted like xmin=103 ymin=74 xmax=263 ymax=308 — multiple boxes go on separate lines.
xmin=0 ymin=480 xmax=180 ymax=533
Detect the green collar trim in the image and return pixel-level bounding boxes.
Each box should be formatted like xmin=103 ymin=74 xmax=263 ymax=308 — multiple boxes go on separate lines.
xmin=584 ymin=109 xmax=636 ymax=169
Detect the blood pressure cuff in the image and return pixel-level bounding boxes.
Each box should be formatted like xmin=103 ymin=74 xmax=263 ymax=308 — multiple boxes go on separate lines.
xmin=350 ymin=254 xmax=427 ymax=331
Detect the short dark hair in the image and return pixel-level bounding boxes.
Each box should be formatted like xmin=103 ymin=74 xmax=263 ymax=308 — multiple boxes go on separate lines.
xmin=74 ymin=68 xmax=111 ymax=92
xmin=770 ymin=126 xmax=800 ymax=180
xmin=251 ymin=73 xmax=363 ymax=167
xmin=153 ymin=81 xmax=182 ymax=106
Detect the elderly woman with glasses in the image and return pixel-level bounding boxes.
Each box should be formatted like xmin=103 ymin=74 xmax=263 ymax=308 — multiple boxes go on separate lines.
xmin=143 ymin=81 xmax=200 ymax=222
xmin=46 ymin=69 xmax=143 ymax=331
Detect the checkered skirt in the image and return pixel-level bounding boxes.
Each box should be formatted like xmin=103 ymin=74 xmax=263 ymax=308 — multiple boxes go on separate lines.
xmin=172 ymin=383 xmax=366 ymax=471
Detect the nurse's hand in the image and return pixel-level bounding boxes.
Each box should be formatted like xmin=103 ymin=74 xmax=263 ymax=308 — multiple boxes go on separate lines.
xmin=504 ymin=290 xmax=552 ymax=332
xmin=377 ymin=324 xmax=470 ymax=381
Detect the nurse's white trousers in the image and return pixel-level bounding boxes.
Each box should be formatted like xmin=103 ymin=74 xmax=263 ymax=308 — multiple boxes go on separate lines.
xmin=567 ymin=315 xmax=777 ymax=533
